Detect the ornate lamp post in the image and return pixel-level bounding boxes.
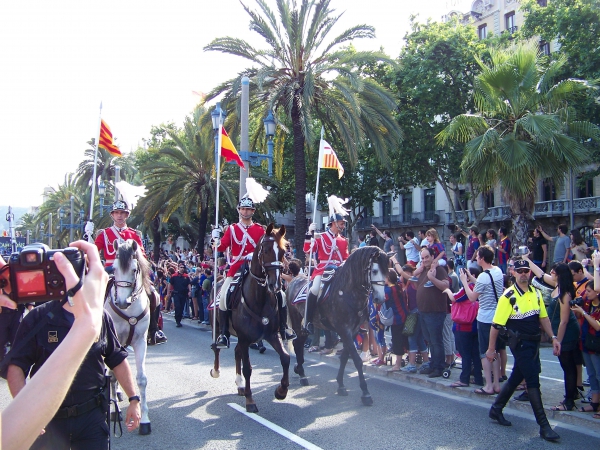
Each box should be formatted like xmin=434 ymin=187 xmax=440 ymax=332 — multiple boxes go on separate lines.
xmin=98 ymin=180 xmax=113 ymax=217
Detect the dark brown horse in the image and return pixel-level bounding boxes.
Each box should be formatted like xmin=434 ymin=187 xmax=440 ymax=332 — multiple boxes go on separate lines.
xmin=210 ymin=224 xmax=290 ymax=413
xmin=287 ymin=246 xmax=389 ymax=405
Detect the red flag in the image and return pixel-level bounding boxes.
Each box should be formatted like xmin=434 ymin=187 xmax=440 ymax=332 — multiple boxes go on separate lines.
xmin=99 ymin=120 xmax=122 ymax=157
xmin=220 ymin=127 xmax=244 ymax=169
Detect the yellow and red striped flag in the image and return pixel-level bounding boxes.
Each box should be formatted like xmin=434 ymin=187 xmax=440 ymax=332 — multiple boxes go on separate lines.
xmin=318 ymin=139 xmax=344 ymax=178
xmin=221 ymin=127 xmax=245 ymax=169
xmin=99 ymin=120 xmax=122 ymax=157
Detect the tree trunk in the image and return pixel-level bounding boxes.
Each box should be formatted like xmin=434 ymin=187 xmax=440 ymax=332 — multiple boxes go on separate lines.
xmin=511 ymin=210 xmax=529 ymax=248
xmin=197 ymin=197 xmax=209 ymax=252
xmin=151 ymin=215 xmax=161 ymax=264
xmin=291 ymin=98 xmax=307 ymax=264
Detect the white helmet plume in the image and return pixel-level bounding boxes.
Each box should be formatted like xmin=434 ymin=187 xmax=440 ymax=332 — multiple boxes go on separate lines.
xmin=115 ymin=181 xmax=147 ymax=210
xmin=245 ymin=178 xmax=269 ymax=204
xmin=327 ymin=195 xmax=349 ymax=219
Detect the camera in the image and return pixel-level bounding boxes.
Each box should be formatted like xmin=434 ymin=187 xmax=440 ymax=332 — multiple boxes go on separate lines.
xmin=515 ymin=246 xmax=529 ymax=256
xmin=569 ymin=297 xmax=583 ymax=308
xmin=7 ymin=243 xmax=85 ymax=303
xmin=594 ymin=228 xmax=600 ymax=236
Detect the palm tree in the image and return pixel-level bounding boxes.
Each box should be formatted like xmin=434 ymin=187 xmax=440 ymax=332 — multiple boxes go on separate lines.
xmin=139 ymin=107 xmax=238 ymax=254
xmin=437 ymin=41 xmax=600 ymax=245
xmin=75 ymin=141 xmax=136 ymax=192
xmin=204 ymin=0 xmax=403 ymax=258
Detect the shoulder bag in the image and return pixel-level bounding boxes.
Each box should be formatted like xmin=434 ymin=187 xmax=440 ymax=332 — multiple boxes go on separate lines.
xmin=451 ymin=299 xmax=478 ymax=325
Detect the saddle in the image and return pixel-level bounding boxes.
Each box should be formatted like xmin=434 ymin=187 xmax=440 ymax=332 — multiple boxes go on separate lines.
xmin=225 ymin=263 xmax=250 ymax=311
xmin=291 ymin=265 xmax=338 ymax=306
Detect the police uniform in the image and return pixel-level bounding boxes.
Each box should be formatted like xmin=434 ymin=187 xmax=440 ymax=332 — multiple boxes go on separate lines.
xmin=169 ymin=271 xmax=191 ymax=326
xmin=0 ymin=305 xmax=24 ymax=364
xmin=9 ymin=302 xmax=128 ymax=450
xmin=488 ymin=260 xmax=560 ymax=441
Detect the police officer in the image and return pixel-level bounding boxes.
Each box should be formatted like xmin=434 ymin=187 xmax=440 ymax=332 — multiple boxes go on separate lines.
xmin=6 ymin=294 xmax=142 ymax=449
xmin=487 ymin=259 xmax=561 ymax=441
xmin=0 ymin=303 xmax=28 ymax=365
xmin=170 ymin=262 xmax=191 ymax=327
xmin=95 ymin=200 xmax=167 ymax=345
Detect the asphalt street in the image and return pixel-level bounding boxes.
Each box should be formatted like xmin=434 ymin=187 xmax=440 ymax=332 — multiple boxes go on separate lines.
xmin=1 ymin=314 xmax=599 ymax=450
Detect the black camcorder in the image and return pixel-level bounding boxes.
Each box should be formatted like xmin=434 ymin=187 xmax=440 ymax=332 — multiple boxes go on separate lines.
xmin=7 ymin=243 xmax=85 ymax=303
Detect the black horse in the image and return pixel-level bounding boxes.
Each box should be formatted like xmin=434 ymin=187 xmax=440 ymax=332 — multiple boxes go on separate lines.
xmin=288 ymin=246 xmax=389 ymax=405
xmin=210 ymin=224 xmax=290 ymax=413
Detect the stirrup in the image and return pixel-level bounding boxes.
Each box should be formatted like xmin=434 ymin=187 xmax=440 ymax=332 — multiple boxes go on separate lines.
xmin=216 ymin=335 xmax=230 ymax=349
xmin=283 ymin=327 xmax=297 ymax=341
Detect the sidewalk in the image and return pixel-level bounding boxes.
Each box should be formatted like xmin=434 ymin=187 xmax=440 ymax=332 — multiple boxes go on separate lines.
xmin=163 ymin=313 xmax=600 ymax=432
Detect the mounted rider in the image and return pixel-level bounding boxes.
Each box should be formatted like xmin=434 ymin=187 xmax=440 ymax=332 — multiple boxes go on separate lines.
xmin=94 ymin=200 xmax=167 ymax=345
xmin=302 ymin=206 xmax=350 ymax=335
xmin=213 ymin=195 xmax=297 ymax=349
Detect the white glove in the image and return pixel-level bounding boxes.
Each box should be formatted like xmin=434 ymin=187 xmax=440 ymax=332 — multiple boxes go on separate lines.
xmin=211 ymin=228 xmax=222 ymax=239
xmin=210 ymin=238 xmax=221 ymax=248
xmin=244 ymin=254 xmax=253 ymax=261
xmin=308 ymin=222 xmax=316 ymax=233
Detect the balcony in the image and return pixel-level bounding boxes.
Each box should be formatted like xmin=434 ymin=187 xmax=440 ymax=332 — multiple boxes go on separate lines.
xmin=355 ymin=211 xmax=445 ymax=230
xmin=445 ymin=206 xmax=511 ymax=224
xmin=534 ymin=197 xmax=600 ymax=218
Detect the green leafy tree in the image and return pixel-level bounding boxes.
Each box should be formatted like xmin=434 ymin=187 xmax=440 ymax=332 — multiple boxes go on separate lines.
xmin=437 ymin=42 xmax=600 ymax=245
xmin=203 ymin=0 xmax=403 ymax=259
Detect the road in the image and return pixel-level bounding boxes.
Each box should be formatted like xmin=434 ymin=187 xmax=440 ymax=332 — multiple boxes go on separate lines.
xmin=1 ymin=314 xmax=599 ymax=450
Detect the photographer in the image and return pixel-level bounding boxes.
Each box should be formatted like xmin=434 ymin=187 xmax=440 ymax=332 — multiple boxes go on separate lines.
xmin=3 ymin=241 xmax=141 ymax=450
xmin=0 ymin=241 xmax=140 ymax=450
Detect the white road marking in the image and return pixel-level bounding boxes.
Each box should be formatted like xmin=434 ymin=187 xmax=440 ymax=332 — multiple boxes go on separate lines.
xmin=228 ymin=403 xmax=324 ymax=450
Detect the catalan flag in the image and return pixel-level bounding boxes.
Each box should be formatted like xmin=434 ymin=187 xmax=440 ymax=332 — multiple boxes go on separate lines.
xmin=220 ymin=127 xmax=245 ymax=169
xmin=318 ymin=139 xmax=344 ymax=178
xmin=99 ymin=120 xmax=122 ymax=157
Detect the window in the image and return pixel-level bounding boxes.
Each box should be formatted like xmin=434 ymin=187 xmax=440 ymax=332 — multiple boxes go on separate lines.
xmin=381 ymin=195 xmax=392 ymax=224
xmin=537 ymin=0 xmax=547 ymax=6
xmin=402 ymin=194 xmax=413 ymax=222
xmin=539 ymin=40 xmax=550 ymax=55
xmin=542 ymin=178 xmax=557 ymax=201
xmin=505 ymin=11 xmax=517 ymax=34
xmin=478 ymin=24 xmax=487 ymax=40
xmin=484 ymin=190 xmax=495 ymax=208
xmin=424 ymin=188 xmax=436 ymax=214
xmin=576 ymin=176 xmax=594 ymax=198
xmin=457 ymin=189 xmax=468 ymax=210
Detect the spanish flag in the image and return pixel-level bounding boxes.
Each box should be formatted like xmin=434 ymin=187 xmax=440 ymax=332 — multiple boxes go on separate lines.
xmin=318 ymin=139 xmax=344 ymax=178
xmin=99 ymin=120 xmax=122 ymax=157
xmin=221 ymin=127 xmax=244 ymax=169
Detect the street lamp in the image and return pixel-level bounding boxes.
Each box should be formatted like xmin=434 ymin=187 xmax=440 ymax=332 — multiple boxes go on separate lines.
xmin=5 ymin=206 xmax=16 ymax=253
xmin=59 ymin=196 xmax=85 ymax=241
xmin=263 ymin=110 xmax=276 ymax=177
xmin=39 ymin=214 xmax=54 ymax=246
xmin=98 ymin=179 xmax=112 ymax=217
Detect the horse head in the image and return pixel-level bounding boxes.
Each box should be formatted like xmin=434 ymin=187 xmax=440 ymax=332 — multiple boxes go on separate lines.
xmin=366 ymin=247 xmax=389 ymax=304
xmin=253 ymin=223 xmax=287 ymax=294
xmin=112 ymin=239 xmax=149 ymax=309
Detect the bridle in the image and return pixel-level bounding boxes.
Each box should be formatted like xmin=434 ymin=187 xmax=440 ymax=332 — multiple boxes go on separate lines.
xmin=112 ymin=258 xmax=144 ymax=306
xmin=248 ymin=235 xmax=284 ymax=292
xmin=363 ymin=253 xmax=387 ymax=296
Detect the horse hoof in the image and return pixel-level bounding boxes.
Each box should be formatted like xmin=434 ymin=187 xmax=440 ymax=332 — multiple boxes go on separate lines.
xmin=361 ymin=395 xmax=373 ymax=406
xmin=116 ymin=392 xmax=124 ymax=402
xmin=337 ymin=387 xmax=348 ymax=396
xmin=246 ymin=403 xmax=259 ymax=413
xmin=210 ymin=369 xmax=220 ymax=379
xmin=139 ymin=422 xmax=152 ymax=435
xmin=300 ymin=377 xmax=309 ymax=387
xmin=274 ymin=387 xmax=288 ymax=400
xmin=238 ymin=388 xmax=245 ymax=396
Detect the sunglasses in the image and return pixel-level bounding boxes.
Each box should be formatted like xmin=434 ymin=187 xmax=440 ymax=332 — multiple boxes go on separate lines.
xmin=515 ymin=268 xmax=531 ymax=274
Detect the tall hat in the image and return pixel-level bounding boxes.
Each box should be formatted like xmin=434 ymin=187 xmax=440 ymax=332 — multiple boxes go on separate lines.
xmin=111 ymin=200 xmax=130 ymax=213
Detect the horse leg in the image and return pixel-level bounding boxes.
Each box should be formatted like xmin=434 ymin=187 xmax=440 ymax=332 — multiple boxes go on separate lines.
xmin=234 ymin=344 xmax=244 ymax=396
xmin=345 ymin=333 xmax=372 ymax=406
xmin=210 ymin=310 xmax=221 ymax=378
xmin=266 ymin=335 xmax=290 ymax=400
xmin=292 ymin=333 xmax=309 ymax=386
xmin=336 ymin=345 xmax=350 ymax=397
xmin=132 ymin=331 xmax=151 ymax=434
xmin=238 ymin=342 xmax=258 ymax=413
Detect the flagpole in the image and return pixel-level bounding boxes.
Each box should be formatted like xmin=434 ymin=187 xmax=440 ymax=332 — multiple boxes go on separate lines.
xmin=212 ymin=110 xmax=223 ymax=344
xmin=304 ymin=127 xmax=324 ymax=324
xmin=87 ymin=102 xmax=102 ymax=243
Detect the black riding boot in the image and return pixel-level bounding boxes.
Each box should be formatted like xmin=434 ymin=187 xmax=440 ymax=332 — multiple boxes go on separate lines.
xmin=489 ymin=381 xmax=516 ymax=426
xmin=216 ymin=310 xmax=230 ymax=349
xmin=528 ymin=387 xmax=560 ymax=441
xmin=302 ymin=292 xmax=318 ymax=335
xmin=278 ymin=304 xmax=297 ymax=341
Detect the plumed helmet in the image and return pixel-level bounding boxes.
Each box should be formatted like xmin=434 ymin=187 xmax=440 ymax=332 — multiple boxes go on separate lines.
xmin=328 ymin=213 xmax=347 ymax=224
xmin=237 ymin=196 xmax=255 ymax=210
xmin=111 ymin=200 xmax=130 ymax=213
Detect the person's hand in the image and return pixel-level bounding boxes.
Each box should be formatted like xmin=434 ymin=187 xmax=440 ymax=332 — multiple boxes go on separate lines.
xmin=541 ymin=261 xmax=546 ymax=268
xmin=56 ymin=240 xmax=108 ymax=336
xmin=211 ymin=228 xmax=221 ymax=240
xmin=552 ymin=339 xmax=561 ymax=357
xmin=0 ymin=255 xmax=17 ymax=310
xmin=210 ymin=238 xmax=221 ymax=249
xmin=521 ymin=251 xmax=532 ymax=261
xmin=459 ymin=269 xmax=468 ymax=282
xmin=125 ymin=400 xmax=141 ymax=432
xmin=593 ymin=251 xmax=600 ymax=269
xmin=485 ymin=348 xmax=496 ymax=362
xmin=244 ymin=254 xmax=253 ymax=261
xmin=571 ymin=304 xmax=584 ymax=315
xmin=308 ymin=222 xmax=317 ymax=233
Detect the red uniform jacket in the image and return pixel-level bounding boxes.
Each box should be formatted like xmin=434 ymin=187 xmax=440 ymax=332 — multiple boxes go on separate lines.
xmin=304 ymin=229 xmax=349 ymax=279
xmin=95 ymin=226 xmax=145 ymax=267
xmin=217 ymin=222 xmax=265 ymax=278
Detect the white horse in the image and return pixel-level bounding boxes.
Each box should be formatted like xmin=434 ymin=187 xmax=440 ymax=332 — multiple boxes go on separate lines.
xmin=104 ymin=239 xmax=152 ymax=435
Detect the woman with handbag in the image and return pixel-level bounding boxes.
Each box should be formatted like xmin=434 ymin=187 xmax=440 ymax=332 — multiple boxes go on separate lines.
xmin=524 ymin=254 xmax=581 ymax=411
xmin=444 ymin=267 xmax=484 ymax=388
xmin=571 ymin=282 xmax=600 ymax=418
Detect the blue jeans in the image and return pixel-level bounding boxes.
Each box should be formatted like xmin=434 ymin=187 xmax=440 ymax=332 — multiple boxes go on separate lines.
xmin=407 ymin=309 xmax=427 ymax=352
xmin=202 ymin=294 xmax=209 ymax=322
xmin=420 ymin=312 xmax=446 ymax=371
xmin=454 ymin=329 xmax=483 ymax=385
xmin=498 ymin=262 xmax=507 ymax=274
xmin=583 ymin=350 xmax=600 ymax=396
